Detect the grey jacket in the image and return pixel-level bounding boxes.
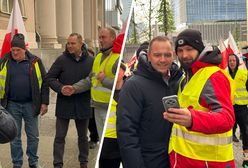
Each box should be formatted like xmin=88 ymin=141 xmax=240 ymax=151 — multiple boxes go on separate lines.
xmin=73 ymin=48 xmax=119 ymax=109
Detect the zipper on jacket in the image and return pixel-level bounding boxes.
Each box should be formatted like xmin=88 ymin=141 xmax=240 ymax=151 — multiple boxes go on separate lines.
xmin=205 ymin=161 xmax=209 ymax=168
xmin=173 ymin=152 xmax=177 ymax=168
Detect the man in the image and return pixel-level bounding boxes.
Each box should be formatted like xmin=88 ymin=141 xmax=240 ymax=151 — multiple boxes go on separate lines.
xmin=73 ymin=27 xmax=119 ymax=141
xmin=0 ymin=33 xmax=49 ymax=168
xmin=163 ymin=29 xmax=235 ymax=168
xmin=45 ymin=33 xmax=93 ymax=168
xmin=117 ymin=36 xmax=183 ymax=168
xmin=228 ymin=54 xmax=248 ymax=167
xmin=99 ymin=62 xmax=126 ymax=168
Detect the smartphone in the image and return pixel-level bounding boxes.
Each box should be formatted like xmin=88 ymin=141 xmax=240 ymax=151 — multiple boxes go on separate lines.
xmin=162 ymin=95 xmax=180 ymax=112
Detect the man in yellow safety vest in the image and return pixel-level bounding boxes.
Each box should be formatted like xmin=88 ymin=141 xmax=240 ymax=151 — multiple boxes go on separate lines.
xmin=164 ymin=29 xmax=235 ymax=168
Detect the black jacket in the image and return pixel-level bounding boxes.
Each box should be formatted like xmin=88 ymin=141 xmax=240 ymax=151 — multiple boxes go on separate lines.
xmin=0 ymin=105 xmax=17 ymax=143
xmin=46 ymin=46 xmax=93 ymax=119
xmin=117 ymin=55 xmax=183 ymax=168
xmin=0 ymin=51 xmax=49 ymax=116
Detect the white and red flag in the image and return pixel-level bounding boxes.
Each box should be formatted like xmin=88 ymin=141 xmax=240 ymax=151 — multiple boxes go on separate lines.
xmin=218 ymin=38 xmax=229 ymax=69
xmin=227 ymin=32 xmax=246 ymax=69
xmin=0 ymin=0 xmax=28 ymax=58
xmin=127 ymin=53 xmax=137 ymax=69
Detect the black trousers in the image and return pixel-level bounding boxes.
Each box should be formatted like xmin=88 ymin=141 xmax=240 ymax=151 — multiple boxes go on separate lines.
xmin=234 ymin=105 xmax=248 ymax=150
xmin=53 ymin=117 xmax=89 ymax=167
xmin=99 ymin=138 xmax=122 ymax=168
xmin=99 ymin=158 xmax=122 ymax=168
xmin=88 ymin=108 xmax=99 ymax=142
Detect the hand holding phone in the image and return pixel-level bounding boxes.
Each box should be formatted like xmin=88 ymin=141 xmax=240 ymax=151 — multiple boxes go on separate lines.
xmin=162 ymin=95 xmax=180 ymax=112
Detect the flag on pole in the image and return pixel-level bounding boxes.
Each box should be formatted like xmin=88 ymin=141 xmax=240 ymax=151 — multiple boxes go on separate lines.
xmin=227 ymin=31 xmax=246 ymax=69
xmin=0 ymin=0 xmax=28 ymax=58
xmin=227 ymin=32 xmax=239 ymax=55
xmin=218 ymin=39 xmax=229 ymax=69
xmin=241 ymin=46 xmax=248 ymax=59
xmin=127 ymin=53 xmax=137 ymax=69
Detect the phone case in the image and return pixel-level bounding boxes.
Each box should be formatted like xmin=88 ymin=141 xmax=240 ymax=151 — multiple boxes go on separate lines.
xmin=162 ymin=95 xmax=180 ymax=111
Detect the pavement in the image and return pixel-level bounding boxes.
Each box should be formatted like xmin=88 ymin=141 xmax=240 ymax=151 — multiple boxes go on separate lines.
xmin=0 ymin=91 xmax=245 ymax=168
xmin=0 ymin=91 xmax=99 ymax=168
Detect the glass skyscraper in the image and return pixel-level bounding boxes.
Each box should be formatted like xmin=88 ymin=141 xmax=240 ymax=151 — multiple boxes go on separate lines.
xmin=171 ymin=0 xmax=247 ymax=44
xmin=187 ymin=0 xmax=246 ymax=23
xmin=172 ymin=0 xmax=246 ymax=27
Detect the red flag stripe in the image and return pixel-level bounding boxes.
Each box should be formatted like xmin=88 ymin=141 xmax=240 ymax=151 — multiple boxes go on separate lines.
xmin=0 ymin=0 xmax=28 ymax=58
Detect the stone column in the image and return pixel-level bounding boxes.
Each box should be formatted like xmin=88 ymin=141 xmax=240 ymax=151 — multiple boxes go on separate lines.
xmin=36 ymin=0 xmax=61 ymax=48
xmin=91 ymin=0 xmax=99 ymax=48
xmin=56 ymin=0 xmax=72 ymax=47
xmin=83 ymin=0 xmax=93 ymax=47
xmin=83 ymin=0 xmax=101 ymax=48
xmin=72 ymin=0 xmax=84 ymax=37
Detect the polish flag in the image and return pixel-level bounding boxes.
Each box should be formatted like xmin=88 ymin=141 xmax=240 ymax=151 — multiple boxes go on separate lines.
xmin=227 ymin=32 xmax=246 ymax=69
xmin=241 ymin=46 xmax=248 ymax=59
xmin=0 ymin=0 xmax=28 ymax=58
xmin=127 ymin=54 xmax=137 ymax=69
xmin=218 ymin=39 xmax=228 ymax=69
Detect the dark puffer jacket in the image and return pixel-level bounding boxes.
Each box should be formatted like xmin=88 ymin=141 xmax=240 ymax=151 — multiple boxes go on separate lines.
xmin=0 ymin=51 xmax=49 ymax=116
xmin=117 ymin=55 xmax=183 ymax=168
xmin=46 ymin=45 xmax=94 ymax=119
xmin=0 ymin=105 xmax=17 ymax=143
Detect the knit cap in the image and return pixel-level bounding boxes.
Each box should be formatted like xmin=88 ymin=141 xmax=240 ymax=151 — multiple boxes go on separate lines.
xmin=175 ymin=29 xmax=204 ymax=54
xmin=11 ymin=33 xmax=25 ymax=49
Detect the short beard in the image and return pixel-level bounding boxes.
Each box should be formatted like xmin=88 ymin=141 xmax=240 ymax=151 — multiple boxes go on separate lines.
xmin=180 ymin=62 xmax=192 ymax=70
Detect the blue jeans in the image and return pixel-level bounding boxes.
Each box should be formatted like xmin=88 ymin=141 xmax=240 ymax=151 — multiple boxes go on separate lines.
xmin=7 ymin=101 xmax=39 ymax=167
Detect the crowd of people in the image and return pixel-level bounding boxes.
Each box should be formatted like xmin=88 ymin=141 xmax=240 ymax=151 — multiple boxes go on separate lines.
xmin=0 ymin=27 xmax=120 ymax=168
xmin=0 ymin=27 xmax=248 ymax=168
xmin=102 ymin=29 xmax=248 ymax=168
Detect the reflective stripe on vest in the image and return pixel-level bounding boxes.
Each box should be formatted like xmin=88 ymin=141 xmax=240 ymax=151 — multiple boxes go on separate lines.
xmin=34 ymin=62 xmax=42 ymax=90
xmin=174 ymin=128 xmax=232 ymax=145
xmin=0 ymin=61 xmax=7 ymax=99
xmin=104 ymin=99 xmax=117 ymax=138
xmin=233 ymin=69 xmax=248 ymax=105
xmin=91 ymin=52 xmax=119 ymax=103
xmin=169 ymin=66 xmax=234 ymax=162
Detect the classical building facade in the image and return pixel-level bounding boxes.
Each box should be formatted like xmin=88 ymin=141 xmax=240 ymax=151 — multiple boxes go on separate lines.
xmin=0 ymin=0 xmax=107 ymax=49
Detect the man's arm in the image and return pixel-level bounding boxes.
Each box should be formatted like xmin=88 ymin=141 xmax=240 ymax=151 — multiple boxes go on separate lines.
xmin=72 ymin=72 xmax=92 ymax=94
xmin=45 ymin=57 xmax=64 ymax=93
xmin=116 ymin=79 xmax=146 ymax=168
xmin=189 ymin=71 xmax=235 ymax=134
xmin=164 ymin=71 xmax=235 ymax=134
xmin=38 ymin=58 xmax=49 ymax=105
xmin=101 ymin=58 xmax=119 ymax=89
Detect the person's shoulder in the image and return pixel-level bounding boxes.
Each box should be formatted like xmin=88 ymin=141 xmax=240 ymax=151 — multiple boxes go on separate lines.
xmin=210 ymin=70 xmax=230 ymax=84
xmin=95 ymin=51 xmax=102 ymax=57
xmin=55 ymin=52 xmax=68 ymax=62
xmin=26 ymin=51 xmax=41 ymax=63
xmin=122 ymin=74 xmax=145 ymax=91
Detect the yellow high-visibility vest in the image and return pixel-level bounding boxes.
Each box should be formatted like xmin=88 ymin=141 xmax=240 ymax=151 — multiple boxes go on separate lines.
xmin=91 ymin=52 xmax=119 ymax=103
xmin=229 ymin=69 xmax=248 ymax=105
xmin=169 ymin=66 xmax=235 ymax=162
xmin=0 ymin=60 xmax=42 ymax=99
xmin=104 ymin=99 xmax=117 ymax=138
